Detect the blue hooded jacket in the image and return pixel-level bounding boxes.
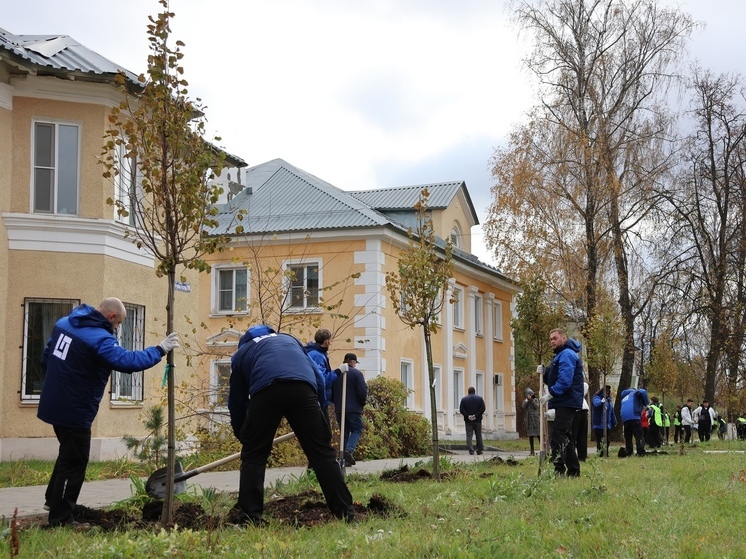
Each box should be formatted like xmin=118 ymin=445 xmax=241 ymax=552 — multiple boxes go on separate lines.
xmin=229 ymin=326 xmax=325 ymax=437
xmin=38 ymin=304 xmax=165 ymax=429
xmin=304 ymin=341 xmax=336 ymax=407
xmin=544 ymin=338 xmax=584 ymax=409
xmin=620 ymin=388 xmax=649 ymax=422
xmin=592 ymin=390 xmax=618 ymax=430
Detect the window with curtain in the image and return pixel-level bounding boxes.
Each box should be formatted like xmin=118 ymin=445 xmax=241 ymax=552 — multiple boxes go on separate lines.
xmin=33 ymin=121 xmax=79 ymax=215
xmin=22 ymin=298 xmax=79 ymax=400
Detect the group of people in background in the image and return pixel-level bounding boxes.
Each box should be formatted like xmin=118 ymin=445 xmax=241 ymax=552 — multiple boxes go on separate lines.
xmin=524 ymin=328 xmax=737 ymax=473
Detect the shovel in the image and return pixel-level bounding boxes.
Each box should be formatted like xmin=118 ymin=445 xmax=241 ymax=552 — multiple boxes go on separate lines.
xmin=145 ymin=431 xmax=296 ymax=498
xmin=338 ymin=365 xmax=348 ymax=473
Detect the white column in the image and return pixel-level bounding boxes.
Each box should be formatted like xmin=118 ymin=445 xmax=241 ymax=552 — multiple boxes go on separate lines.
xmin=467 ymin=286 xmax=478 ymax=389
xmin=485 ymin=292 xmax=496 ymax=431
xmin=353 ymin=240 xmax=387 ymax=379
xmin=444 ymin=279 xmax=455 ymax=434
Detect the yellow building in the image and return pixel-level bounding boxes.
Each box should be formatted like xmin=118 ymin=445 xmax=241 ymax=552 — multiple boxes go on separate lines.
xmin=0 ymin=28 xmax=243 ymax=460
xmin=201 ymin=159 xmax=521 ymax=438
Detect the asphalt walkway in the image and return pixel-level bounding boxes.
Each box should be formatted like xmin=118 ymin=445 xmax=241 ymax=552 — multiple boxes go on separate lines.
xmin=0 ymin=447 xmax=533 ymax=520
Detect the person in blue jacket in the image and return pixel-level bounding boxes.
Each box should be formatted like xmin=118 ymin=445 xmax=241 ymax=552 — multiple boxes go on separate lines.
xmin=304 ymin=328 xmax=336 ymax=422
xmin=228 ymin=325 xmax=354 ymax=525
xmin=332 ymin=353 xmax=368 ymax=466
xmin=620 ymin=387 xmax=649 ymax=457
xmin=38 ymin=298 xmax=179 ymax=528
xmin=592 ymin=385 xmax=618 ymax=456
xmin=541 ymin=328 xmax=584 ymax=477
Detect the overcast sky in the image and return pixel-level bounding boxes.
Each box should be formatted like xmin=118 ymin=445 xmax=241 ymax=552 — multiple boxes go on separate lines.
xmin=3 ymin=0 xmax=745 ymax=265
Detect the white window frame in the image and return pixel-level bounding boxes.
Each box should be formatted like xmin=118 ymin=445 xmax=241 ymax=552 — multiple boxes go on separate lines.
xmin=114 ymin=142 xmax=143 ymax=225
xmin=22 ymin=298 xmax=79 ymax=401
xmin=450 ymin=225 xmax=460 ymax=248
xmin=453 ymin=368 xmax=464 ymax=409
xmin=475 ymin=371 xmax=485 ymax=397
xmin=32 ymin=120 xmax=80 ymax=215
xmin=401 ymin=359 xmax=414 ymax=409
xmin=112 ymin=302 xmax=145 ymax=402
xmin=211 ymin=360 xmax=232 ymax=409
xmin=212 ymin=264 xmax=249 ymax=314
xmin=493 ymin=300 xmax=504 ymax=341
xmin=284 ymin=259 xmax=322 ymax=312
xmin=474 ymin=293 xmax=483 ymax=336
xmin=452 ymin=286 xmax=464 ymax=330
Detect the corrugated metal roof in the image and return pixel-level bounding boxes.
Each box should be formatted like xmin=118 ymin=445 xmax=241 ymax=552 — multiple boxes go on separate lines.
xmin=0 ymin=27 xmax=138 ymax=84
xmin=349 ymin=181 xmax=479 ymax=226
xmin=211 ymin=159 xmax=394 ymax=235
xmin=209 ymin=159 xmax=510 ymax=282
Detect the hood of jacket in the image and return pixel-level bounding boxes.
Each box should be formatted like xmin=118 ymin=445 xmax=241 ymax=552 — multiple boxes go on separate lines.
xmin=68 ymin=304 xmax=114 ymax=333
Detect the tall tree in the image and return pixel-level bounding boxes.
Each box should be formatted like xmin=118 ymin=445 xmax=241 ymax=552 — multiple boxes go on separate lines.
xmin=659 ymin=70 xmax=746 ymax=404
xmin=385 ymin=189 xmax=453 ymax=478
xmin=101 ymin=1 xmax=235 ymax=524
xmin=487 ymin=0 xmax=693 ymax=400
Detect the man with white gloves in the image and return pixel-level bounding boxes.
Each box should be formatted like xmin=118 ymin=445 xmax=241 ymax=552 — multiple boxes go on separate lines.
xmin=38 ymin=297 xmax=179 ymax=527
xmin=542 ymin=328 xmax=584 ymax=477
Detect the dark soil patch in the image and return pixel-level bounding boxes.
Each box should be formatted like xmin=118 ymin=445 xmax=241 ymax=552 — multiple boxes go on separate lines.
xmin=13 ymin=491 xmax=405 ymax=532
xmin=379 ymin=464 xmax=433 ymax=482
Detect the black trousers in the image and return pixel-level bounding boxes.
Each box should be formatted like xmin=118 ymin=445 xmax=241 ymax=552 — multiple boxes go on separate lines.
xmin=46 ymin=425 xmax=91 ymax=526
xmin=464 ymin=420 xmax=483 ymax=453
xmin=624 ymin=419 xmax=645 ymax=456
xmin=550 ymin=407 xmax=580 ymax=476
xmin=237 ymin=381 xmax=354 ymax=520
xmin=683 ymin=425 xmax=692 ymax=443
xmin=594 ymin=428 xmax=610 ymax=455
xmin=574 ymin=409 xmax=588 ymax=461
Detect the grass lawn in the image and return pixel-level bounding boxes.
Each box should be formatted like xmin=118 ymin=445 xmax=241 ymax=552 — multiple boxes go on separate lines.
xmin=2 ymin=439 xmax=746 ymax=558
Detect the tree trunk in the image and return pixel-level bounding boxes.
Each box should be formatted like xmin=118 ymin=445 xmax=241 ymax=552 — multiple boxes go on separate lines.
xmin=160 ymin=271 xmax=176 ymax=525
xmin=423 ymin=327 xmax=440 ymax=479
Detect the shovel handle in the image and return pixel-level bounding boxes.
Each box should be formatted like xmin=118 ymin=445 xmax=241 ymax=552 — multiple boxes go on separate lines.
xmin=174 ymin=431 xmax=297 ymax=483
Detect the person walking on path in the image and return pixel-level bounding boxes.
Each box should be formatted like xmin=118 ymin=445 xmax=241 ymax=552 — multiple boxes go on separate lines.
xmin=460 ymin=387 xmax=486 ymax=455
xmin=38 ymin=297 xmax=179 ymax=528
xmin=332 ymin=353 xmax=368 ymax=467
xmin=522 ymin=388 xmax=540 ymax=456
xmin=229 ymin=325 xmax=354 ymax=525
xmin=541 ymin=328 xmax=584 ymax=477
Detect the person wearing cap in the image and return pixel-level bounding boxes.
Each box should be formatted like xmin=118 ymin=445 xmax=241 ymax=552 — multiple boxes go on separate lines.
xmin=332 ymin=353 xmax=368 ymax=467
xmin=228 ymin=325 xmax=355 ymax=524
xmin=522 ymin=387 xmax=540 ymax=456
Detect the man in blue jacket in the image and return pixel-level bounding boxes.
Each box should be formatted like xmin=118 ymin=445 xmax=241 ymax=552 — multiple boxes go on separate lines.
xmin=592 ymin=385 xmax=618 ymax=456
xmin=620 ymin=387 xmax=649 ymax=457
xmin=332 ymin=353 xmax=368 ymax=466
xmin=304 ymin=328 xmax=336 ymax=422
xmin=541 ymin=328 xmax=584 ymax=477
xmin=38 ymin=298 xmax=179 ymax=527
xmin=229 ymin=325 xmax=354 ymax=524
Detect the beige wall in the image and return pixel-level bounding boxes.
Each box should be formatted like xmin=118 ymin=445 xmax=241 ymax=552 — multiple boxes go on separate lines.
xmin=0 ymin=76 xmax=203 ymax=458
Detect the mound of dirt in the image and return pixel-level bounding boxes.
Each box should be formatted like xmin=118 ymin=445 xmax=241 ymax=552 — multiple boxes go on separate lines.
xmin=15 ymin=491 xmax=405 ymax=532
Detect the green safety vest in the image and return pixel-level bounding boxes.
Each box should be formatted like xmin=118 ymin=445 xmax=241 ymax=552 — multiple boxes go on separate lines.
xmin=664 ymin=412 xmax=670 ymax=427
xmin=649 ymin=404 xmax=663 ymax=427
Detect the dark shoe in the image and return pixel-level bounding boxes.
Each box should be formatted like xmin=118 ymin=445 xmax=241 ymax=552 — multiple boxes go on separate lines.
xmin=476 ymin=451 xmax=483 ymax=455
xmin=468 ymin=450 xmax=475 ymax=455
xmin=48 ymin=520 xmax=91 ymax=531
xmin=529 ymin=452 xmax=536 ymax=456
xmin=344 ymin=450 xmax=356 ymax=466
xmin=228 ymin=506 xmax=267 ymax=527
xmin=43 ymin=502 xmax=51 ymax=511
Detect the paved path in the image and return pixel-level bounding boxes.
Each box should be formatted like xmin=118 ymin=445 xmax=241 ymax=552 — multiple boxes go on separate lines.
xmin=0 ymin=447 xmax=533 ymax=520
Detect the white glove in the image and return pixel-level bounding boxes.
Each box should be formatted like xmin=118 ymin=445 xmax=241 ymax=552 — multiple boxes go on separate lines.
xmin=159 ymin=332 xmax=180 ymax=353
xmin=339 ymin=363 xmax=349 ymax=374
xmin=539 ymin=392 xmax=553 ymax=405
xmin=536 ymin=364 xmax=544 ymax=374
